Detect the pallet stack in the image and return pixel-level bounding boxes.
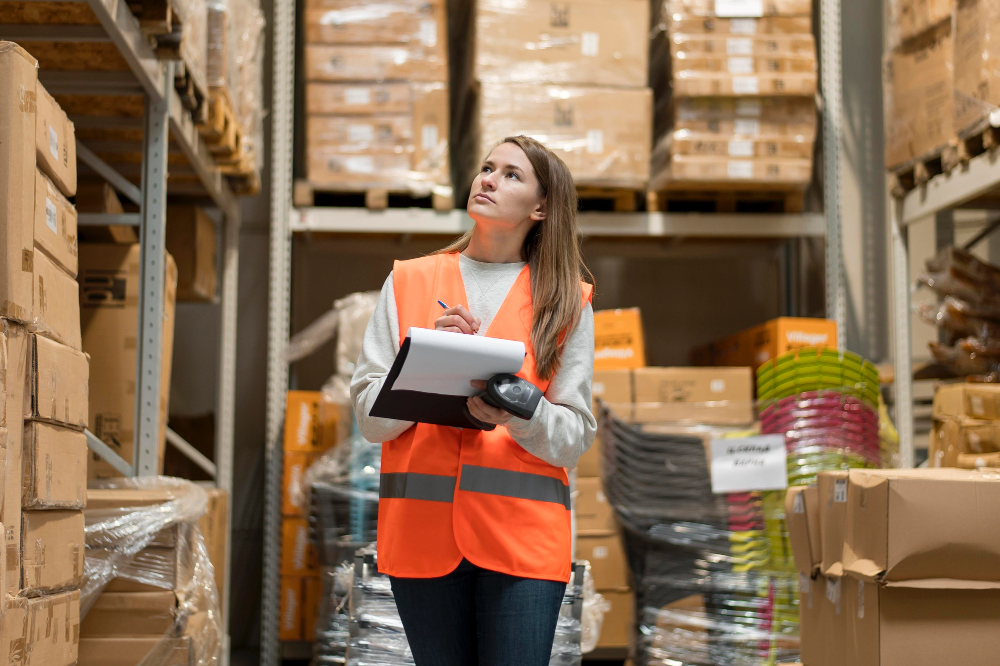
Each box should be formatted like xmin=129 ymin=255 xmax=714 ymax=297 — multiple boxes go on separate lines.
xmin=458 ymin=0 xmax=651 ymax=210
xmin=650 ymin=0 xmax=817 ymax=212
xmin=298 ymin=0 xmax=451 ymax=209
xmin=0 ymin=41 xmax=90 ymax=665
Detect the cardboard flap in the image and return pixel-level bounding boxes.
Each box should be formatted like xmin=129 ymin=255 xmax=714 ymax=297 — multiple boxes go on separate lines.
xmin=843 ymin=559 xmax=882 ymax=583
xmin=842 ymin=470 xmax=890 ymax=580
xmin=818 ymin=471 xmax=850 ymax=576
xmin=881 ymin=578 xmax=1000 ymax=590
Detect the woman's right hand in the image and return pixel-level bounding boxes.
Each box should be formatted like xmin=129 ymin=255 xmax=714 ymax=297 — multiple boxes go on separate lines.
xmin=435 ymin=305 xmax=481 ymax=335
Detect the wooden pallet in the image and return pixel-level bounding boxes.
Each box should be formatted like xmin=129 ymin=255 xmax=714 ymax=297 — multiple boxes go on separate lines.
xmin=294 ymin=180 xmax=455 ymax=212
xmin=890 ymin=119 xmax=1000 ymax=196
xmin=576 ymin=186 xmax=644 ymax=212
xmin=647 ymin=186 xmax=805 ymax=213
xmin=173 ymin=60 xmax=207 ymax=125
xmin=198 ymin=91 xmax=242 ymax=159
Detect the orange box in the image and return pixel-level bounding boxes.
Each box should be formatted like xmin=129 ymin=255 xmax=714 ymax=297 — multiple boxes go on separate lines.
xmin=283 ymin=451 xmax=319 ymax=516
xmin=283 ymin=391 xmax=324 ymax=453
xmin=707 ymin=317 xmax=837 ymax=370
xmin=279 ymin=576 xmax=304 ymax=641
xmin=281 ymin=517 xmax=318 ymax=577
xmin=304 ymin=576 xmax=322 ymax=642
xmin=593 ymin=308 xmax=646 ymax=371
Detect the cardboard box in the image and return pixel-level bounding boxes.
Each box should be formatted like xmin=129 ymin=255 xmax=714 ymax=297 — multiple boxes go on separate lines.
xmin=80 ymin=591 xmax=178 ymax=637
xmin=307 ymin=114 xmax=413 ymax=150
xmin=199 ymin=487 xmax=229 ymax=604
xmin=477 ymin=84 xmax=652 ymax=189
xmin=281 ymin=517 xmax=318 ymax=576
xmin=842 ymin=468 xmax=1000 ymax=584
xmin=283 ymin=451 xmax=318 ymax=516
xmin=575 ymin=436 xmax=603 ymax=478
xmin=25 ymin=589 xmax=80 ymax=666
xmin=78 ymin=637 xmax=193 ymax=666
xmin=306 ymin=82 xmax=414 ymax=115
xmin=674 ymin=96 xmax=817 ymax=139
xmin=0 ymin=595 xmax=26 ymax=662
xmin=0 ymin=43 xmax=39 ymax=325
xmin=666 ymin=0 xmax=812 ymax=14
xmin=85 ymin=488 xmax=181 ymax=548
xmin=80 ymin=244 xmax=177 ymax=478
xmin=649 ymin=595 xmax=707 ymax=655
xmin=575 ymin=477 xmax=616 ymax=534
xmin=657 ymin=155 xmax=813 ymax=186
xmin=304 ymin=575 xmax=322 ymax=642
xmin=166 ymin=206 xmax=217 ymax=302
xmin=592 ymin=368 xmax=633 ymax=408
xmin=575 ymin=533 xmax=629 ymax=589
xmin=280 ymin=576 xmax=304 ymax=641
xmin=75 ymin=177 xmax=136 ymax=245
xmin=953 ymin=0 xmax=1000 ymax=135
xmin=31 ymin=248 xmax=82 ymax=351
xmin=596 ymin=588 xmax=633 ymax=648
xmin=593 ymin=309 xmax=646 ymax=371
xmin=474 ymin=0 xmax=648 ymax=88
xmin=818 ymin=471 xmax=848 ymax=577
xmin=670 ymin=34 xmax=815 ymax=57
xmin=33 ymin=168 xmax=78 ymax=277
xmin=25 ymin=333 xmax=89 ymax=429
xmin=2 ymin=323 xmax=28 ymax=598
xmin=705 ymin=317 xmax=838 ymax=370
xmin=283 ymin=391 xmax=325 ymax=454
xmin=34 ymin=82 xmax=76 ymax=198
xmin=22 ymin=421 xmax=87 ymax=509
xmin=819 ymin=575 xmax=848 ymax=666
xmin=797 ymin=574 xmax=824 ymax=666
xmin=884 ymin=22 xmax=954 ymax=169
xmin=669 ymin=15 xmax=812 ymax=35
xmin=670 ymin=134 xmax=813 ymax=159
xmin=21 ymin=509 xmax=84 ymax=594
xmin=785 ymin=485 xmax=820 ymax=576
xmin=892 ymin=0 xmax=954 ymax=44
xmin=304 ymin=44 xmax=447 ymax=82
xmin=672 ymin=72 xmax=817 ymax=96
xmin=632 ymin=367 xmax=754 ymax=425
xmin=304 ymin=0 xmax=446 ymax=48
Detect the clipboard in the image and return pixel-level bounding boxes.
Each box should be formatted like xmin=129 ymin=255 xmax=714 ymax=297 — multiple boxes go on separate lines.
xmin=369 ymin=327 xmax=526 ymax=430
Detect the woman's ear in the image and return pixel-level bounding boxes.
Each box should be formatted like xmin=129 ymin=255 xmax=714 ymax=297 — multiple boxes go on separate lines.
xmin=530 ymin=198 xmax=547 ymax=223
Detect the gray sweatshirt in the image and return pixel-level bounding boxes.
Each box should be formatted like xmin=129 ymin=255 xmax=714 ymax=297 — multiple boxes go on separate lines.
xmin=350 ymin=254 xmax=596 ymax=469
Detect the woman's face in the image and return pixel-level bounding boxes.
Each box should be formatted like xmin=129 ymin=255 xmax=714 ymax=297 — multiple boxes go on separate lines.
xmin=467 ymin=142 xmax=546 ymax=230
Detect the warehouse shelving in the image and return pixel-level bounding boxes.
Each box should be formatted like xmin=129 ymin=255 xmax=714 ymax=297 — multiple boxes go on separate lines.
xmin=6 ymin=1 xmax=241 ymax=662
xmin=891 ymin=147 xmax=1000 ymax=469
xmin=261 ymin=1 xmax=847 ymax=662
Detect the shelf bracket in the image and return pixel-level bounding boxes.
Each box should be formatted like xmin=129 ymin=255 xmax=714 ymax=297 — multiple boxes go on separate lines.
xmin=166 ymin=428 xmax=217 ymax=478
xmin=85 ymin=430 xmax=133 ymax=477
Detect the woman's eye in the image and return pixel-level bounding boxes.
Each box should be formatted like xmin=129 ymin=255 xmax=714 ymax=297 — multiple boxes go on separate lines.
xmin=481 ymin=166 xmax=491 ymax=173
xmin=507 ymin=171 xmax=518 ymax=180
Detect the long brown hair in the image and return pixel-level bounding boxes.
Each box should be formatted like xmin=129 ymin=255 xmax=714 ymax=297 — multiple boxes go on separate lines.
xmin=434 ymin=135 xmax=593 ymax=381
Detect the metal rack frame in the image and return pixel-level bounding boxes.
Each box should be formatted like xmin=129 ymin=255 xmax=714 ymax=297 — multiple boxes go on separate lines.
xmin=9 ymin=1 xmax=242 ymax=662
xmin=261 ymin=2 xmax=847 ymax=663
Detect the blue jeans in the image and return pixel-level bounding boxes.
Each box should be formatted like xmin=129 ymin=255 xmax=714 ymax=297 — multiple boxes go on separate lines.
xmin=389 ymin=559 xmax=567 ymax=666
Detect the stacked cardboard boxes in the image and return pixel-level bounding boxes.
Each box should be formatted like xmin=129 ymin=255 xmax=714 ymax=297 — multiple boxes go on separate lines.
xmin=466 ymin=0 xmax=652 ymax=190
xmin=789 ymin=468 xmax=1000 ymax=665
xmin=690 ymin=316 xmax=838 ymax=370
xmin=303 ymin=0 xmax=450 ymax=196
xmin=929 ymin=382 xmax=1000 ymax=469
xmin=166 ymin=205 xmax=217 ymax=303
xmin=651 ymin=0 xmax=817 ymax=190
xmin=0 ymin=42 xmax=88 ymax=666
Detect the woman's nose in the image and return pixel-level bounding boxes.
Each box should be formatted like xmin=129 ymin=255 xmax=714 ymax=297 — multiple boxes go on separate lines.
xmin=481 ymin=172 xmax=498 ymax=189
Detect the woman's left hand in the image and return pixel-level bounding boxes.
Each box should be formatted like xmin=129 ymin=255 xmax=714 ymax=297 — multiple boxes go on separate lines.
xmin=467 ymin=380 xmax=513 ymax=426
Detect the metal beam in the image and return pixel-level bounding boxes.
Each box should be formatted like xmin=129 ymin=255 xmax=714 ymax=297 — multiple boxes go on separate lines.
xmin=38 ymin=70 xmax=144 ymax=96
xmin=890 ymin=197 xmax=914 ymax=468
xmin=71 ymin=115 xmax=145 ymax=130
xmin=77 ymin=141 xmax=143 ymax=206
xmin=84 ymin=0 xmax=165 ymax=100
xmin=85 ymin=430 xmax=133 ymax=477
xmin=168 ymin=92 xmax=239 ymax=218
xmin=2 ymin=25 xmax=110 ymax=41
xmin=165 ymin=428 xmax=217 ymax=478
xmin=78 ymin=213 xmax=141 ymax=226
xmin=821 ymin=0 xmax=845 ymax=348
xmin=902 ymin=149 xmax=1000 ymax=225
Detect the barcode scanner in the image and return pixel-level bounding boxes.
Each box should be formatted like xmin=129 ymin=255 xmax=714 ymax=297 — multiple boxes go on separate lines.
xmin=482 ymin=374 xmax=543 ymax=420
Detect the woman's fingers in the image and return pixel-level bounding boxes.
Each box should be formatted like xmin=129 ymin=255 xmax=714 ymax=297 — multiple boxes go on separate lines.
xmin=435 ymin=314 xmax=474 ymax=334
xmin=447 ymin=305 xmax=480 ymax=333
xmin=467 ymin=396 xmax=511 ymax=425
xmin=470 ymin=379 xmax=488 ymax=389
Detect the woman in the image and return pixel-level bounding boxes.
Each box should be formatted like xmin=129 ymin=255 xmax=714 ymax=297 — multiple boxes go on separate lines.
xmin=351 ymin=135 xmax=596 ymax=666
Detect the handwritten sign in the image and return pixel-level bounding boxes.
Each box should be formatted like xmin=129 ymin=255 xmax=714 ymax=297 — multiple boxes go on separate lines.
xmin=710 ymin=435 xmax=787 ymax=494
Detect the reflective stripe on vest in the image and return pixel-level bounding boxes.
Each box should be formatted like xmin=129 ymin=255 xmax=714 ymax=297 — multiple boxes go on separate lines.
xmin=380 ymin=466 xmax=571 ymax=510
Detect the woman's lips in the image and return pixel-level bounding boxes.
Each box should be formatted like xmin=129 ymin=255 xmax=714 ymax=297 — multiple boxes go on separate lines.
xmin=474 ymin=193 xmax=494 ymax=203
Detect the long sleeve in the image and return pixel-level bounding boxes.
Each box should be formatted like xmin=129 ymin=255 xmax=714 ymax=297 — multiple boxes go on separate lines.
xmin=505 ymin=302 xmax=596 ymax=469
xmin=350 ymin=272 xmax=414 ymax=443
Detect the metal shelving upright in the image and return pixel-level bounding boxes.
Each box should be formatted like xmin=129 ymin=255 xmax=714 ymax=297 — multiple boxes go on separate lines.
xmin=5 ymin=2 xmax=242 ymax=662
xmin=261 ymin=1 xmax=848 ymax=663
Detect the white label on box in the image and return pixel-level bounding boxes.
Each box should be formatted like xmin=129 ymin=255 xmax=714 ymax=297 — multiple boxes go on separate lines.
xmin=344 ymin=156 xmax=375 ymax=174
xmin=734 ymin=118 xmax=761 ymax=136
xmin=800 ymin=573 xmax=813 ymax=608
xmin=727 ymin=160 xmax=754 ymax=179
xmin=592 ymin=546 xmax=609 ymax=559
xmin=710 ymin=379 xmax=726 ymax=393
xmin=728 ymin=140 xmax=754 ymax=157
xmin=857 ymin=580 xmax=865 ymax=619
xmin=581 ymin=32 xmax=600 ymax=57
xmin=737 ymin=98 xmax=763 ymax=116
xmin=728 ymin=57 xmax=755 ymax=74
xmin=596 ymin=489 xmax=607 ymax=504
xmin=421 ymin=124 xmax=439 ymax=150
xmin=715 ymin=0 xmax=764 ymax=17
xmin=45 ymin=197 xmax=57 ymax=234
xmin=826 ymin=577 xmax=841 ymax=612
xmin=419 ymin=19 xmax=438 ymax=47
xmin=586 ymin=129 xmax=604 ymax=154
xmin=732 ymin=76 xmax=760 ymax=94
xmin=48 ymin=126 xmax=59 ymax=159
xmin=834 ymin=478 xmax=847 ymax=503
xmin=727 ymin=38 xmax=753 ymax=55
xmin=730 ymin=18 xmax=758 ymax=34
xmin=593 ymin=381 xmax=605 ymax=396
xmin=345 ymin=88 xmax=372 ymax=105
xmin=971 ymin=395 xmax=985 ymax=416
xmin=792 ymin=491 xmax=805 ymax=514
xmin=348 ymin=124 xmax=375 ymax=144
xmin=709 ymin=435 xmax=787 ymax=494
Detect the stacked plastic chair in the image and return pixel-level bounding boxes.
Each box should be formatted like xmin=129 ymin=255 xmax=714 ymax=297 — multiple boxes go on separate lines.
xmin=599 ymin=347 xmax=882 ymax=666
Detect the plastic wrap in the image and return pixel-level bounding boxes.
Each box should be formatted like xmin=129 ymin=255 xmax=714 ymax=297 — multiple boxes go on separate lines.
xmin=580 ymin=566 xmax=611 ymax=654
xmin=953 ymin=0 xmax=1000 ymax=136
xmin=920 ymin=296 xmax=1000 ymax=341
xmin=80 ymin=477 xmax=222 ymax=666
xmin=167 ymin=0 xmax=208 ymax=93
xmin=474 ymin=0 xmax=648 ymax=88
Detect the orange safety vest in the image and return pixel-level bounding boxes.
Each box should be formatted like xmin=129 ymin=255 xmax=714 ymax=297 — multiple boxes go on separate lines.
xmin=376 ymin=252 xmax=593 ymax=582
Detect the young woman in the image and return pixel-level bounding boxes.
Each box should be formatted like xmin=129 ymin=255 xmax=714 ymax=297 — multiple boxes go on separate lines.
xmin=351 ymin=135 xmax=596 ymax=666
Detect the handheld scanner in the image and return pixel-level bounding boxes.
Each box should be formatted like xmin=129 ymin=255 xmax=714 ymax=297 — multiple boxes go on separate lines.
xmin=482 ymin=374 xmax=543 ymax=420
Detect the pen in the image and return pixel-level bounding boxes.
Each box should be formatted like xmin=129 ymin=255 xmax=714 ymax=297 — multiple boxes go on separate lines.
xmin=437 ymin=300 xmax=448 ymax=309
